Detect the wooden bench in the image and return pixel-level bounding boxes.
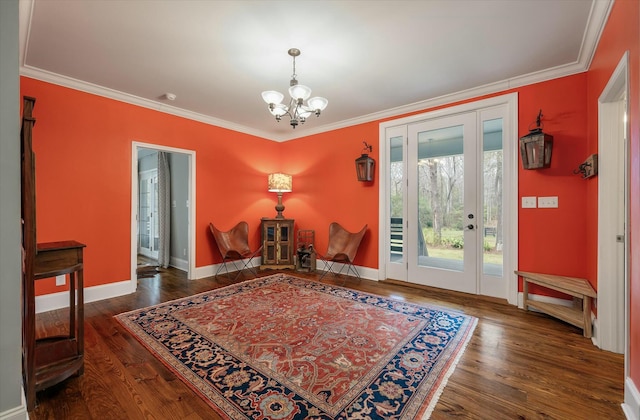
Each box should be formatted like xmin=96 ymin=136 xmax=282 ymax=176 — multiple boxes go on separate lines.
xmin=515 ymin=271 xmax=597 ymax=338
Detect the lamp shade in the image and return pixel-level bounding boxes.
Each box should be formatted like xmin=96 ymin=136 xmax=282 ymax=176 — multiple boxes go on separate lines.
xmin=262 ymin=90 xmax=284 ymax=105
xmin=307 ymin=96 xmax=328 ymax=112
xmin=296 ymin=106 xmax=313 ymax=119
xmin=289 ymin=84 xmax=312 ymax=101
xmin=269 ymin=103 xmax=288 ymax=116
xmin=268 ymin=173 xmax=292 ymax=192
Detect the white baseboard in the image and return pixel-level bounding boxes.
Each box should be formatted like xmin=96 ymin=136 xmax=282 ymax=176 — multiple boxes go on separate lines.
xmin=517 ymin=291 xmax=576 ymax=309
xmin=169 ymin=256 xmax=188 ymax=272
xmin=35 ymin=260 xmax=380 ymax=313
xmin=591 ymin=313 xmax=600 ymax=347
xmin=0 ymin=387 xmax=28 ymax=420
xmin=35 ymin=279 xmax=135 ymax=314
xmin=193 ymin=259 xmax=379 ymax=282
xmin=623 ymin=377 xmax=640 ymax=420
xmin=193 ymin=257 xmax=261 ymax=280
xmin=315 ymin=261 xmax=379 ymax=281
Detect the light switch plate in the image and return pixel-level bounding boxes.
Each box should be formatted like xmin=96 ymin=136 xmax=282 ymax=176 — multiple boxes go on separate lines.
xmin=522 ymin=196 xmax=537 ymax=208
xmin=538 ymin=196 xmax=558 ymax=208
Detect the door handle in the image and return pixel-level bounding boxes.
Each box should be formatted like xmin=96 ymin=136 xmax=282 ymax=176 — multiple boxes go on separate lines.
xmin=466 ymin=224 xmax=475 ymax=230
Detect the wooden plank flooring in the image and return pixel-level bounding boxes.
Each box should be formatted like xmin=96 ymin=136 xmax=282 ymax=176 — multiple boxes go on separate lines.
xmin=29 ymin=267 xmax=625 ymax=419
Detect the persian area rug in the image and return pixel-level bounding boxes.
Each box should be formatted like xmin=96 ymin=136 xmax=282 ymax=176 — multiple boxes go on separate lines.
xmin=115 ymin=274 xmax=477 ymax=419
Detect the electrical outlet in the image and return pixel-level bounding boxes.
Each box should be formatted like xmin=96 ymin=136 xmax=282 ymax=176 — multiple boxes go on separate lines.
xmin=55 ymin=275 xmax=66 ymax=286
xmin=538 ymin=196 xmax=558 ymax=208
xmin=522 ymin=196 xmax=537 ymax=208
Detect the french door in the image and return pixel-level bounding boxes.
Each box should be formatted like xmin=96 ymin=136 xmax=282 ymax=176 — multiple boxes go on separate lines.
xmin=383 ymin=95 xmax=516 ymax=299
xmin=138 ymin=170 xmax=159 ymax=259
xmin=408 ymin=112 xmax=479 ymax=293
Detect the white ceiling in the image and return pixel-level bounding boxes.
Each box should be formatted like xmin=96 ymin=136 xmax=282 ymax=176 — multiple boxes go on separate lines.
xmin=19 ymin=0 xmax=611 ymax=142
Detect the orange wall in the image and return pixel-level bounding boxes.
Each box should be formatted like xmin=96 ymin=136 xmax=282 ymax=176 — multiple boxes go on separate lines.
xmin=21 ymin=77 xmax=280 ymax=295
xmin=586 ymin=0 xmax=640 ymax=386
xmin=21 ymin=72 xmax=593 ymax=297
xmin=279 ymin=123 xmax=380 ymax=269
xmin=517 ymin=75 xmax=590 ymax=297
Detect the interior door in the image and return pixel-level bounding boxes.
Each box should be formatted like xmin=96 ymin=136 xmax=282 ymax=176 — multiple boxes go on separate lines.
xmin=408 ymin=112 xmax=478 ymax=293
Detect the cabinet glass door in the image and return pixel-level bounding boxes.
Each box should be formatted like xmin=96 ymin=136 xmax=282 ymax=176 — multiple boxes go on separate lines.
xmin=265 ymin=225 xmax=276 ymax=262
xmin=278 ymin=224 xmax=291 ymax=263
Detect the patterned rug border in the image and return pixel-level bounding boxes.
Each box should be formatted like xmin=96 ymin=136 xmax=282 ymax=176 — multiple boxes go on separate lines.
xmin=115 ymin=273 xmax=478 ymax=419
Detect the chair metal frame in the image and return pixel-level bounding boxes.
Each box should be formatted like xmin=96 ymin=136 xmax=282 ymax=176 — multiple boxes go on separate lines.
xmin=318 ymin=222 xmax=367 ymax=281
xmin=209 ymin=222 xmax=262 ymax=281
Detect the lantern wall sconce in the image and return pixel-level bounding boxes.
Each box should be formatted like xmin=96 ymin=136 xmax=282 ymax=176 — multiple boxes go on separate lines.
xmin=519 ymin=110 xmax=553 ymax=170
xmin=355 ymin=142 xmax=375 ymax=182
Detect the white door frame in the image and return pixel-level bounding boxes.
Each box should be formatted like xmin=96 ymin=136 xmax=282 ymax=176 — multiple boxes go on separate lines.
xmin=597 ymin=51 xmax=629 ymax=355
xmin=131 ymin=141 xmax=197 ymax=290
xmin=378 ymin=93 xmax=519 ymax=304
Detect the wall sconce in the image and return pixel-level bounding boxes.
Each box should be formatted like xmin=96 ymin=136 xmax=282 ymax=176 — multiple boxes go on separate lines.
xmin=574 ymin=154 xmax=598 ymax=179
xmin=519 ymin=110 xmax=553 ymax=170
xmin=268 ymin=173 xmax=292 ymax=219
xmin=355 ymin=141 xmax=375 ymax=182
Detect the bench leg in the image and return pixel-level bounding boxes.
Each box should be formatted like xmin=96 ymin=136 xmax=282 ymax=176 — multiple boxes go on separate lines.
xmin=523 ymin=278 xmax=529 ymax=310
xmin=583 ymin=296 xmax=592 ymax=338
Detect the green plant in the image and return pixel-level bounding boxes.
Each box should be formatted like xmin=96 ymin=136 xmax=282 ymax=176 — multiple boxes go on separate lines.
xmin=444 ymin=237 xmax=464 ymax=249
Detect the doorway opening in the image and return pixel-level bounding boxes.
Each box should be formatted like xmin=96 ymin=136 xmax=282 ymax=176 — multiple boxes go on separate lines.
xmin=131 ymin=142 xmax=196 ymax=289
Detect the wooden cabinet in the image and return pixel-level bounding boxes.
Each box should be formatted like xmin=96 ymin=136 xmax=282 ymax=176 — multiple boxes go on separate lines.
xmin=21 ymin=96 xmax=86 ymax=410
xmin=260 ymin=218 xmax=295 ymax=269
xmin=27 ymin=241 xmax=86 ymax=408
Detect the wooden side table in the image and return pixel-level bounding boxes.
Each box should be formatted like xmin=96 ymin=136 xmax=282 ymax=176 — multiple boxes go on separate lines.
xmin=260 ymin=218 xmax=295 ymax=269
xmin=24 ymin=240 xmax=86 ymax=410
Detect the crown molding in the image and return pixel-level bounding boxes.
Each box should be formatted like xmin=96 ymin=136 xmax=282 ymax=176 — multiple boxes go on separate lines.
xmin=19 ymin=65 xmax=277 ymax=141
xmin=17 ymin=58 xmax=589 ymax=144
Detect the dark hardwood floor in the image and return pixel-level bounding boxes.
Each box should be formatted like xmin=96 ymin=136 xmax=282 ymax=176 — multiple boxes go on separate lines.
xmin=29 ymin=267 xmax=625 ymax=419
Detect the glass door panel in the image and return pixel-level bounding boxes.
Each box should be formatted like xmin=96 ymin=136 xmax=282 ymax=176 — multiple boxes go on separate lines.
xmin=417 ymin=125 xmax=464 ymax=272
xmin=482 ymin=118 xmax=504 ymax=277
xmin=386 ymin=126 xmax=407 ymax=281
xmin=408 ymin=112 xmax=477 ymax=294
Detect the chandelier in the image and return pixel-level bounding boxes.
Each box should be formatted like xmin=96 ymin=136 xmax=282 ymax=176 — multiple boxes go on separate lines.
xmin=261 ymin=48 xmax=328 ymax=129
